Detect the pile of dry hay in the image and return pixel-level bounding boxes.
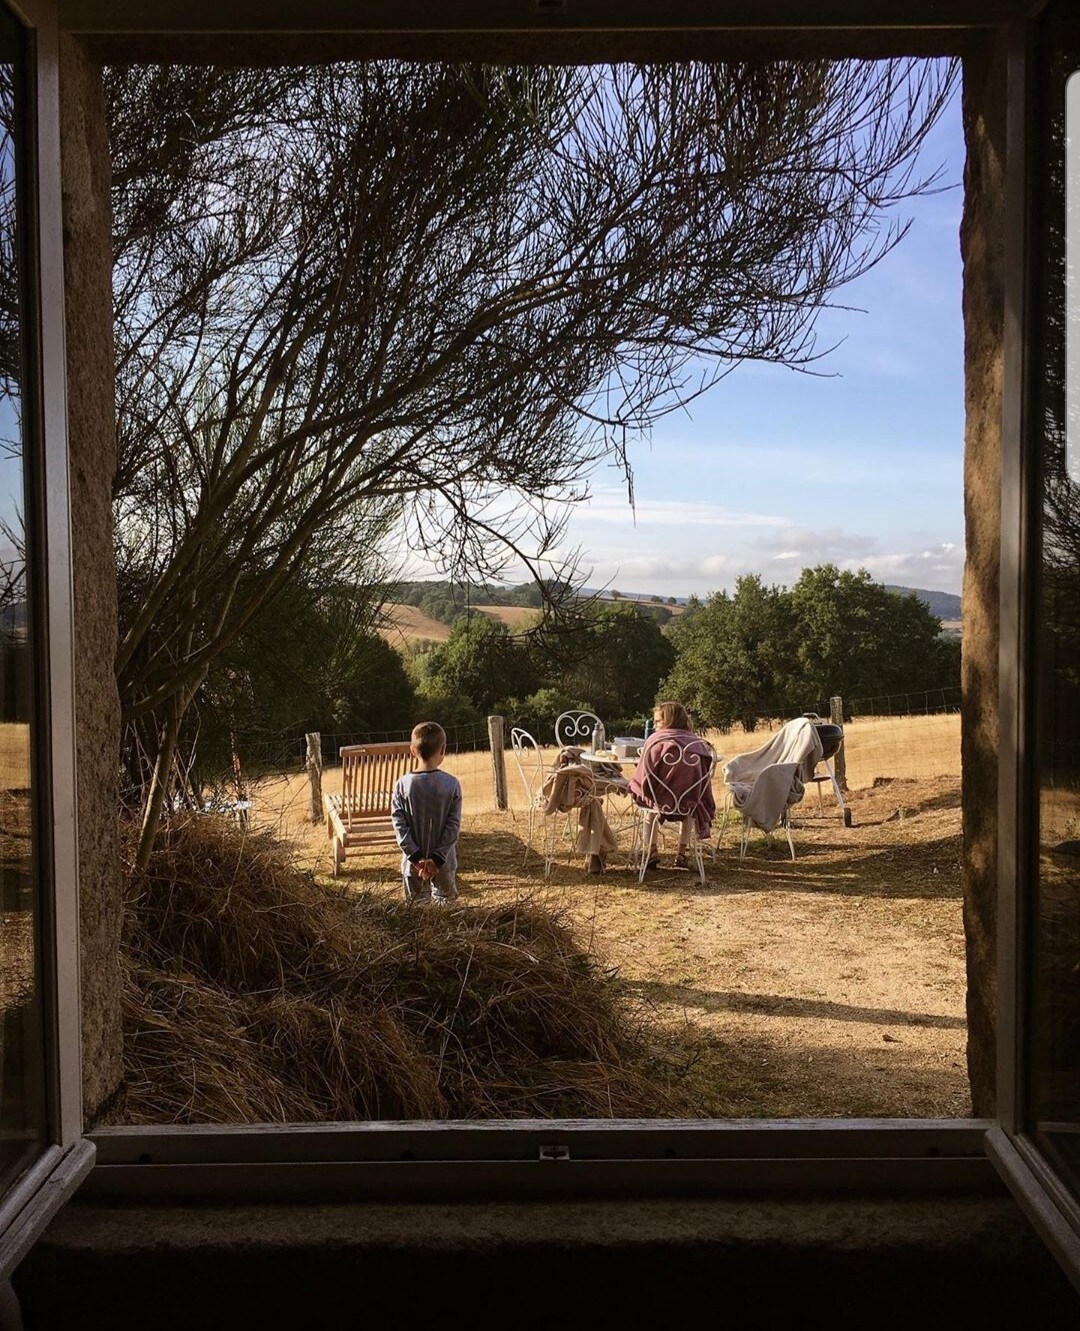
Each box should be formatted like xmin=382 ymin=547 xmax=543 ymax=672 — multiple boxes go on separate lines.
xmin=121 ymin=815 xmax=692 ymax=1123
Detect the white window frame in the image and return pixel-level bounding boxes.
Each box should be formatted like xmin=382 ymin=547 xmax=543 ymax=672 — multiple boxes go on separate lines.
xmin=0 ymin=0 xmax=94 ymax=1280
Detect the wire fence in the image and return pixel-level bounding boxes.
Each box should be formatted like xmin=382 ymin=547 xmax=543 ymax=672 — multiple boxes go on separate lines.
xmin=716 ymin=686 xmax=962 ymax=792
xmin=216 ymin=684 xmax=964 ymax=846
xmin=224 ymin=719 xmax=492 ymax=775
xmin=320 ymin=719 xmax=492 ymax=757
xmin=846 ymin=685 xmax=962 ymax=719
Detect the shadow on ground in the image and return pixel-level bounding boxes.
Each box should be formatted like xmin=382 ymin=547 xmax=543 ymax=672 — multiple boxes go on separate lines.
xmin=623 ymin=978 xmax=966 ymax=1031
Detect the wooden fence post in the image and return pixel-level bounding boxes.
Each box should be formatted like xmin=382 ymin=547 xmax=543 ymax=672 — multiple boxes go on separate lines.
xmin=829 ymin=696 xmax=848 ymax=792
xmin=306 ymin=732 xmax=323 ymax=823
xmin=488 ymin=715 xmax=508 ymax=811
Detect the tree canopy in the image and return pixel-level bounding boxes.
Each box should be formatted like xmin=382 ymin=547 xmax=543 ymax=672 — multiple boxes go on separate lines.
xmin=567 ymin=602 xmax=676 ymax=720
xmin=411 ymin=598 xmax=675 ymax=732
xmin=190 ymin=581 xmax=416 ymax=791
xmin=662 ymin=567 xmax=960 ymax=730
xmin=416 ymin=617 xmax=542 ymax=717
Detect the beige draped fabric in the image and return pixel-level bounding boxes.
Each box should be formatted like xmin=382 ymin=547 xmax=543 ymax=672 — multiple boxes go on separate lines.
xmin=542 ymin=764 xmax=618 ymax=856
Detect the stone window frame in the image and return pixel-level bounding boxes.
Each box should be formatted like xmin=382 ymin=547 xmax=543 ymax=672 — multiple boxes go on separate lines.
xmin=7 ymin=0 xmax=1079 ymax=1294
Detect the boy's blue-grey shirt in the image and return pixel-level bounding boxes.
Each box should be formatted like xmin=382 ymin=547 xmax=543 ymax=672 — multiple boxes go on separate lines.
xmin=390 ymin=769 xmax=462 ymax=869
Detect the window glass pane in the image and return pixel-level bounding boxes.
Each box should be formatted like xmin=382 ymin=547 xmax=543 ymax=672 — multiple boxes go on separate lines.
xmin=0 ymin=9 xmax=46 ymax=1185
xmin=1033 ymin=21 xmax=1080 ymax=1188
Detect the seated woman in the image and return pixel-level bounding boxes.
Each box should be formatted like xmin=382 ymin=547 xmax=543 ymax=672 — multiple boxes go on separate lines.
xmin=629 ymin=701 xmax=716 ymax=870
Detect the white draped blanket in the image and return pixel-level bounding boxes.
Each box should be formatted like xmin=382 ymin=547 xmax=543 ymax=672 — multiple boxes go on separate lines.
xmin=723 ymin=717 xmax=824 ymax=833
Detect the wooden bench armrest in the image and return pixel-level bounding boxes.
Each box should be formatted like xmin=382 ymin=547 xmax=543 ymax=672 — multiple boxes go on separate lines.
xmin=323 ymin=794 xmax=347 ymax=842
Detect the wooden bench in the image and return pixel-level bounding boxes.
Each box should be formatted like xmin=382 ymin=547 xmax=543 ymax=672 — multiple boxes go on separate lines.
xmin=323 ymin=742 xmax=417 ymax=875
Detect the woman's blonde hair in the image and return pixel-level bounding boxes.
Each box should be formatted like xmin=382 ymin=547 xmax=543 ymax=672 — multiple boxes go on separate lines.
xmin=653 ymin=701 xmax=691 ymax=731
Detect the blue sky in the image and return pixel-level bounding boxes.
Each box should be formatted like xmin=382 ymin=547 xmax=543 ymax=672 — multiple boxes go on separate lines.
xmin=559 ymin=85 xmax=966 ymax=600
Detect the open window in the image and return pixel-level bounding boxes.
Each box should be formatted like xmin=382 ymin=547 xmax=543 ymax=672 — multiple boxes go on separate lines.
xmin=5 ymin=0 xmax=1080 ymax=1306
xmin=987 ymin=2 xmax=1080 ymax=1289
xmin=0 ymin=0 xmax=93 ymax=1286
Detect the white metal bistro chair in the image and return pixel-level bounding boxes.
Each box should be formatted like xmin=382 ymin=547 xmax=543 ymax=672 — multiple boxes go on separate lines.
xmin=509 ymin=726 xmax=560 ymax=876
xmin=554 ymin=710 xmax=602 ymax=751
xmin=727 ymin=761 xmax=802 ymax=863
xmin=633 ymin=737 xmax=717 ymax=885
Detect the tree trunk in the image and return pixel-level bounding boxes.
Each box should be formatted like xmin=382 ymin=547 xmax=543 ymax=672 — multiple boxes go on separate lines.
xmin=134 ymin=703 xmax=182 ymax=871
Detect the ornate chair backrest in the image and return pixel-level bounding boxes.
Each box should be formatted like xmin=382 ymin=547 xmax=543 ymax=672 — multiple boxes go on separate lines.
xmin=510 ymin=727 xmax=545 ymax=806
xmin=554 ymin=710 xmax=602 ymax=750
xmin=636 ymin=736 xmax=717 ymax=818
xmin=339 ymin=743 xmax=416 ymax=828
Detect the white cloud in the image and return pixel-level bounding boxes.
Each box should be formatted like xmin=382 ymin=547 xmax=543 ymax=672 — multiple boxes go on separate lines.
xmin=745 ymin=527 xmax=965 ymax=593
xmin=580 ymin=491 xmax=790 ymax=528
xmin=579 ymin=526 xmax=964 ymax=600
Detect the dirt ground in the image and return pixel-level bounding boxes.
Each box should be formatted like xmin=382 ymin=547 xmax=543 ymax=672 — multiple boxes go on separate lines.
xmin=253 ymin=764 xmax=968 ymax=1119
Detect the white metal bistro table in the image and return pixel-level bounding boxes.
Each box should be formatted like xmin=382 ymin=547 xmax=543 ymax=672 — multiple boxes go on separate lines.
xmin=576 ymin=749 xmax=640 ymax=770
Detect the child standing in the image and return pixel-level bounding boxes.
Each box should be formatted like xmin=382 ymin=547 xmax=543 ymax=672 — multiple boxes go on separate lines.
xmin=390 ymin=722 xmax=462 ymax=904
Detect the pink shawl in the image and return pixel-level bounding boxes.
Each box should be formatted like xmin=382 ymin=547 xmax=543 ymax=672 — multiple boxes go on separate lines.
xmin=628 ymin=728 xmax=716 ymax=838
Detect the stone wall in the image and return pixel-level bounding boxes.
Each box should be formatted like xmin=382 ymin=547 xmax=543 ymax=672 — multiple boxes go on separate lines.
xmin=960 ymin=34 xmax=1007 ymax=1117
xmin=57 ymin=37 xmax=124 ymax=1125
xmin=16 ymin=1192 xmax=1080 ymax=1327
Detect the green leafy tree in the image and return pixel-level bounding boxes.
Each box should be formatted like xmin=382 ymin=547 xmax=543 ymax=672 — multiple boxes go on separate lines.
xmin=501 ymin=686 xmax=594 ymax=742
xmin=567 ymin=603 xmax=676 ymax=719
xmin=420 ymin=617 xmax=542 ymax=715
xmin=637 ymin=603 xmax=673 ymax=627
xmin=662 ymin=566 xmax=960 ymax=730
xmin=787 ymin=566 xmax=954 ymax=704
xmin=661 ymin=575 xmax=795 ymax=730
xmin=192 ymin=581 xmax=415 ymax=787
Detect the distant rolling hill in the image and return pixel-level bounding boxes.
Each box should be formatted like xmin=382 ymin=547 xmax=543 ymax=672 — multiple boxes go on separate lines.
xmin=377 ymin=602 xmax=538 ymax=646
xmin=884 ymin=585 xmax=962 ymax=621
xmin=581 ymin=586 xmax=687 ymax=607
xmin=378 ymin=581 xmax=962 ymax=648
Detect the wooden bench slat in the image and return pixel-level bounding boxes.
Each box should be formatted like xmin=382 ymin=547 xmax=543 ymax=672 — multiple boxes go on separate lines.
xmin=325 ymin=742 xmax=418 ymax=876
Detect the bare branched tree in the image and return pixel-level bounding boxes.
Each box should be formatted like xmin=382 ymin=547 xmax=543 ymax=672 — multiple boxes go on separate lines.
xmin=107 ymin=58 xmax=958 ymax=864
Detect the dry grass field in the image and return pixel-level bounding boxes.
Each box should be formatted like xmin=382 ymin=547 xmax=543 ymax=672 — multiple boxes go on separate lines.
xmin=377 ymin=601 xmax=538 ymax=645
xmin=0 ymin=725 xmax=32 ymax=1016
xmin=0 ymin=725 xmax=28 ymax=793
xmin=0 ymin=740 xmax=33 ymax=1045
xmin=250 ymin=710 xmax=967 ymax=1118
xmin=375 ymin=595 xmax=689 ymax=646
xmin=377 ymin=603 xmax=451 ymax=646
xmin=310 ymin=709 xmax=957 ymax=814
xmin=474 ymin=605 xmax=538 ymax=630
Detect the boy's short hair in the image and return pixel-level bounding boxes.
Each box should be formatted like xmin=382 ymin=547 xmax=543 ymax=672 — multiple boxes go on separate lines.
xmin=411 ymin=721 xmax=446 ymax=760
